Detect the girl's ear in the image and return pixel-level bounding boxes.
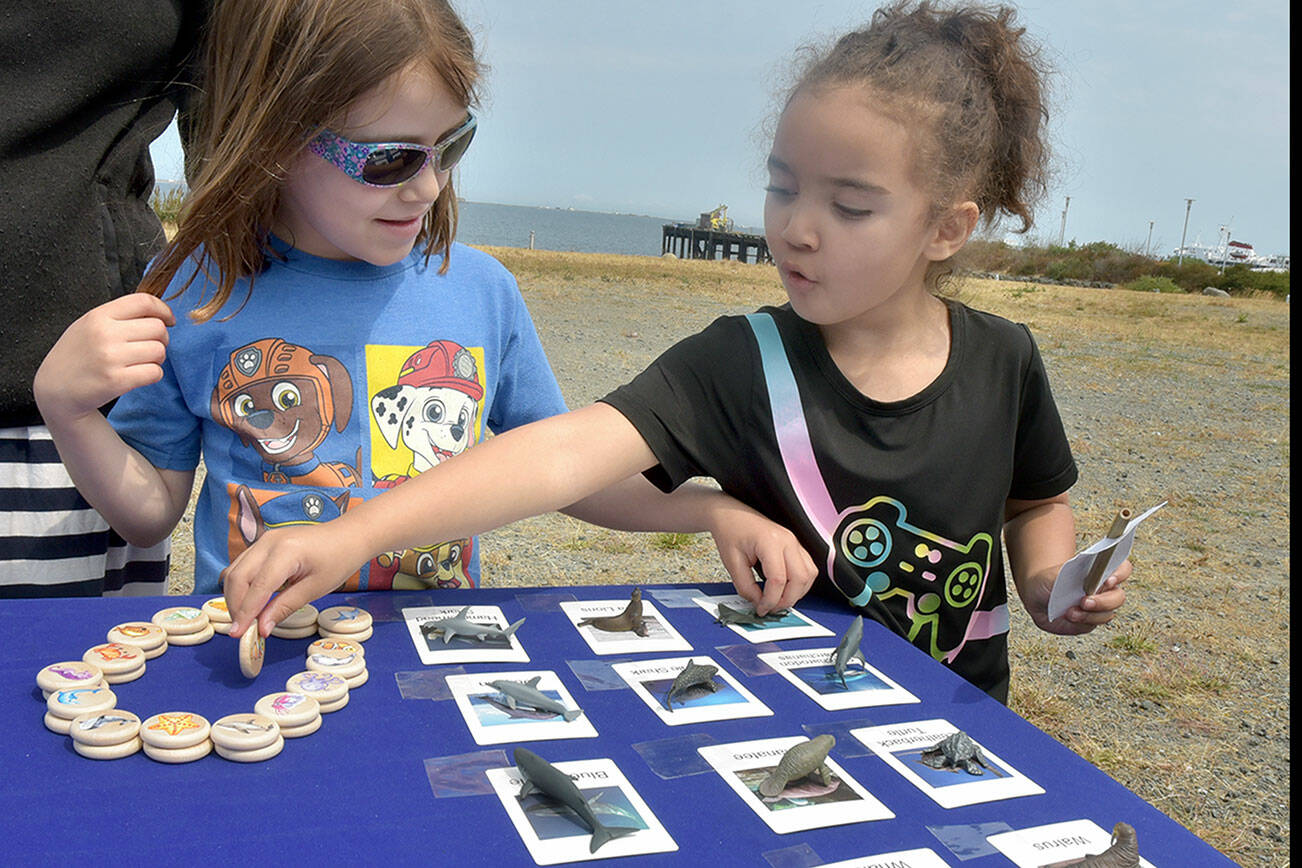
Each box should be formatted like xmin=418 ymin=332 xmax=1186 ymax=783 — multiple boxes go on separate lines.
xmin=926 ymin=201 xmax=980 ymax=261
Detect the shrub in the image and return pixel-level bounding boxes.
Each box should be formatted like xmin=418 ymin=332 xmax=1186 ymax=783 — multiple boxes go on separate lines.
xmin=150 ymin=186 xmax=186 ymax=224
xmin=961 ymin=239 xmax=1289 ymax=298
xmin=1216 ymin=265 xmax=1290 ymax=298
xmin=1123 ymin=275 xmax=1184 ymax=294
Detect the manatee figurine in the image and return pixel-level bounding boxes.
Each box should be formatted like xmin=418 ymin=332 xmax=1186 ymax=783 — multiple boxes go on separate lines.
xmin=665 ymin=660 xmax=719 ymax=709
xmin=919 ymin=730 xmax=990 ymax=775
xmin=714 ymin=602 xmax=788 ymax=627
xmin=513 ymin=748 xmax=638 ymax=853
xmin=577 ymin=588 xmax=647 ymax=636
xmin=1045 ymin=822 xmax=1140 ymax=868
xmin=758 ymin=734 xmax=836 ymax=798
xmin=830 ymin=615 xmax=868 ymax=687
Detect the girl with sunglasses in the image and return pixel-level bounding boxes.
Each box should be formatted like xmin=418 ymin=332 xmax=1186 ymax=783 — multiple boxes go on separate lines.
xmin=34 ymin=0 xmax=813 ymax=598
xmin=223 ymin=1 xmax=1133 ymax=704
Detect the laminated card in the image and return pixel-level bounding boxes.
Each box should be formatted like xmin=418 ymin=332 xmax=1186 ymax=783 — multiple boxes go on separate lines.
xmin=851 ymin=719 xmax=1043 ymax=809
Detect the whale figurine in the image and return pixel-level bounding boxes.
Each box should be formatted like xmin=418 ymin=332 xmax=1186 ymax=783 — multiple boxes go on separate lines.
xmin=831 ymin=616 xmax=868 ymax=687
xmin=487 ymin=677 xmax=583 ymax=722
xmin=513 ymin=748 xmax=638 ymax=853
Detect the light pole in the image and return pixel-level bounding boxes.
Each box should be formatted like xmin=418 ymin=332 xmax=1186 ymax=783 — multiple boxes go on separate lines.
xmin=1177 ymin=198 xmax=1194 ymax=265
xmin=1145 ymin=220 xmax=1154 ymax=258
xmin=1058 ymin=196 xmax=1071 ymax=247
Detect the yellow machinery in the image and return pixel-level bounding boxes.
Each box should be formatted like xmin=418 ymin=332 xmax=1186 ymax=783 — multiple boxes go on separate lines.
xmin=697 ymin=204 xmax=735 ymax=232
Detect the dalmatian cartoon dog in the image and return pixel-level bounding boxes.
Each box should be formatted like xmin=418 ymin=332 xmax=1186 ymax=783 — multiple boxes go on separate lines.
xmin=370 ymin=340 xmax=483 ymax=487
xmin=211 ymin=338 xmax=361 ymax=487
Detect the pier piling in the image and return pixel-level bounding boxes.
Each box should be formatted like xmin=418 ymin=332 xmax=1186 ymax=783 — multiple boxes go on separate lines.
xmin=661 ymin=225 xmax=771 ymax=264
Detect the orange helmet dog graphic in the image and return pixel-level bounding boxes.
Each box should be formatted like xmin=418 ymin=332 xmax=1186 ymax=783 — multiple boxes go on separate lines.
xmin=211 ymin=338 xmax=360 ymax=487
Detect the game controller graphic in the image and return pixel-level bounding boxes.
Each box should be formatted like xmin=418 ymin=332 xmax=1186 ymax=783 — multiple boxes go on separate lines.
xmin=829 ymin=496 xmax=994 ymax=663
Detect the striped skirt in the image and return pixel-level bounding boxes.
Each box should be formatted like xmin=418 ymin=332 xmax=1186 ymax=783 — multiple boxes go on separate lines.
xmin=0 ymin=425 xmax=169 ymax=597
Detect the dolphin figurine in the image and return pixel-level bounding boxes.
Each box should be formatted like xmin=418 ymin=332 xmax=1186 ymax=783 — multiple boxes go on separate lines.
xmin=487 ymin=677 xmax=583 ymax=722
xmin=421 ymin=607 xmax=525 ymax=644
xmin=831 ymin=616 xmax=868 ymax=687
xmin=513 ymin=748 xmax=638 ymax=853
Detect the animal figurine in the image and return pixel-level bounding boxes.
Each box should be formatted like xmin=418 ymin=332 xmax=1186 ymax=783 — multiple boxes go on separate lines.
xmin=577 ymin=588 xmax=647 ymax=636
xmin=713 ymin=602 xmax=789 ymax=627
xmin=1045 ymin=823 xmax=1140 ymax=868
xmin=421 ymin=606 xmax=525 ymax=644
xmin=830 ymin=615 xmax=868 ymax=687
xmin=512 ymin=747 xmax=639 ymax=853
xmin=758 ymin=735 xmax=836 ymax=798
xmin=919 ymin=731 xmax=990 ymax=776
xmin=486 ymin=677 xmax=583 ymax=722
xmin=665 ymin=660 xmax=719 ymax=709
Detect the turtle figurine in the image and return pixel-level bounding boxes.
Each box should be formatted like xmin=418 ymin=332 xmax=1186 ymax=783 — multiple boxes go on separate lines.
xmin=918 ymin=730 xmax=990 ymax=776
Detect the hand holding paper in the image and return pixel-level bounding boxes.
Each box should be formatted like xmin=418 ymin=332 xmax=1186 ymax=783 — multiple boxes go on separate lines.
xmin=1047 ymin=501 xmax=1166 ymax=622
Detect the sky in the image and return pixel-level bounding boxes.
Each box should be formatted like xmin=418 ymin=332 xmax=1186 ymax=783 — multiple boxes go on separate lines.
xmin=150 ymin=0 xmax=1290 ymax=256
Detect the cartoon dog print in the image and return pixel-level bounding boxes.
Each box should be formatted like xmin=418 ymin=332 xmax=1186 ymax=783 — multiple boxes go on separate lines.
xmin=370 ymin=339 xmax=483 ymax=486
xmin=211 ymin=338 xmax=361 ymax=487
xmin=231 ymin=484 xmax=352 ymax=550
xmin=370 ymin=540 xmax=472 ymax=590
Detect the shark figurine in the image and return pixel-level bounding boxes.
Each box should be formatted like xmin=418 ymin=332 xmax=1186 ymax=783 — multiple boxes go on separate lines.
xmin=830 ymin=616 xmax=868 ymax=688
xmin=487 ymin=677 xmax=583 ymax=722
xmin=420 ymin=606 xmax=525 ymax=644
xmin=513 ymin=747 xmax=638 ymax=853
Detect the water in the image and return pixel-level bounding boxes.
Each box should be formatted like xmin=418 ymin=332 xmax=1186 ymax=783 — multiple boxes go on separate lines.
xmin=457 ymin=201 xmax=678 ymax=256
xmin=457 ymin=200 xmax=764 ymax=258
xmin=152 ymin=187 xmax=757 ymax=259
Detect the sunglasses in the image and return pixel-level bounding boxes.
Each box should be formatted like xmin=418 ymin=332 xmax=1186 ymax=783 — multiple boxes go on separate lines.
xmin=308 ymin=112 xmax=477 ymax=187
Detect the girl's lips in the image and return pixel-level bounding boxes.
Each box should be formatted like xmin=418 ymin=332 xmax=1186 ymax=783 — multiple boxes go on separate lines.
xmin=782 ymin=264 xmax=816 ymax=290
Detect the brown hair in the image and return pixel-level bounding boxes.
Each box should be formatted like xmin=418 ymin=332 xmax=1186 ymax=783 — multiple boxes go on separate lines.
xmin=790 ymin=2 xmax=1050 ymax=287
xmin=140 ymin=0 xmax=482 ymax=321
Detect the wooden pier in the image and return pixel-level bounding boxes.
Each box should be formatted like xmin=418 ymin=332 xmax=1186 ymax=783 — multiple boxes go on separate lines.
xmin=662 ymin=224 xmax=770 ymax=264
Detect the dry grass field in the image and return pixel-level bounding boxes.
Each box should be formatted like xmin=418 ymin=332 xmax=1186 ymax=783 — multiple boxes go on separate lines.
xmin=168 ymin=247 xmax=1289 ymax=866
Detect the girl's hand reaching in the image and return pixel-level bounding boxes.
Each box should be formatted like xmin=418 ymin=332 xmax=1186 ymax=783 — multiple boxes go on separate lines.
xmin=707 ymin=499 xmax=817 ymax=615
xmin=222 ymin=521 xmax=367 ymax=639
xmin=34 ymin=293 xmax=175 ymax=424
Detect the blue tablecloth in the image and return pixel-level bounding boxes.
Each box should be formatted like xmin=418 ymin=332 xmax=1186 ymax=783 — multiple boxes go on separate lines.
xmin=0 ymin=584 xmax=1231 ymax=865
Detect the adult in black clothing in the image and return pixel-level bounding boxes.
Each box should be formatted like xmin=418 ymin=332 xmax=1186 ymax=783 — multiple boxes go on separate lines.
xmin=0 ymin=2 xmax=206 ymax=596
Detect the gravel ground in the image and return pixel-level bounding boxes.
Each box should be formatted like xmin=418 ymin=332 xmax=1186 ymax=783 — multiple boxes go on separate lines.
xmin=169 ymin=251 xmax=1289 ymax=867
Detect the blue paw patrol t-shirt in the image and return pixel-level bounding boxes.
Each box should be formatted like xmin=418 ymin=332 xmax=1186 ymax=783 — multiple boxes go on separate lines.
xmin=602 ymin=301 xmax=1077 ymax=700
xmin=109 ymin=241 xmax=567 ymax=593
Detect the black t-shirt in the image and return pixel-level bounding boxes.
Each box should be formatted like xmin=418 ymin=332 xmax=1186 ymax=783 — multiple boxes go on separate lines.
xmin=0 ymin=2 xmax=206 ymax=426
xmin=602 ymin=300 xmax=1077 ymax=699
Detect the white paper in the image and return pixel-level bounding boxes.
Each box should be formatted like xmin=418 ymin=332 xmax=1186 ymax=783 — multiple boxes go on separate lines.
xmin=486 ymin=757 xmax=676 ymax=864
xmin=756 ymin=647 xmax=919 ymax=710
xmin=697 ymin=735 xmax=893 ymax=834
xmin=850 ymin=718 xmax=1043 ymax=809
xmin=446 ymin=670 xmax=597 ymax=745
xmin=610 ymin=656 xmax=772 ymax=725
xmin=402 ymin=605 xmax=529 ymax=664
xmin=818 ymin=850 xmax=953 ymax=868
xmin=986 ymin=819 xmax=1156 ymax=867
xmin=1047 ymin=501 xmax=1166 ymax=622
xmin=558 ymin=599 xmax=691 ymax=655
xmin=690 ymin=594 xmax=834 ymax=643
